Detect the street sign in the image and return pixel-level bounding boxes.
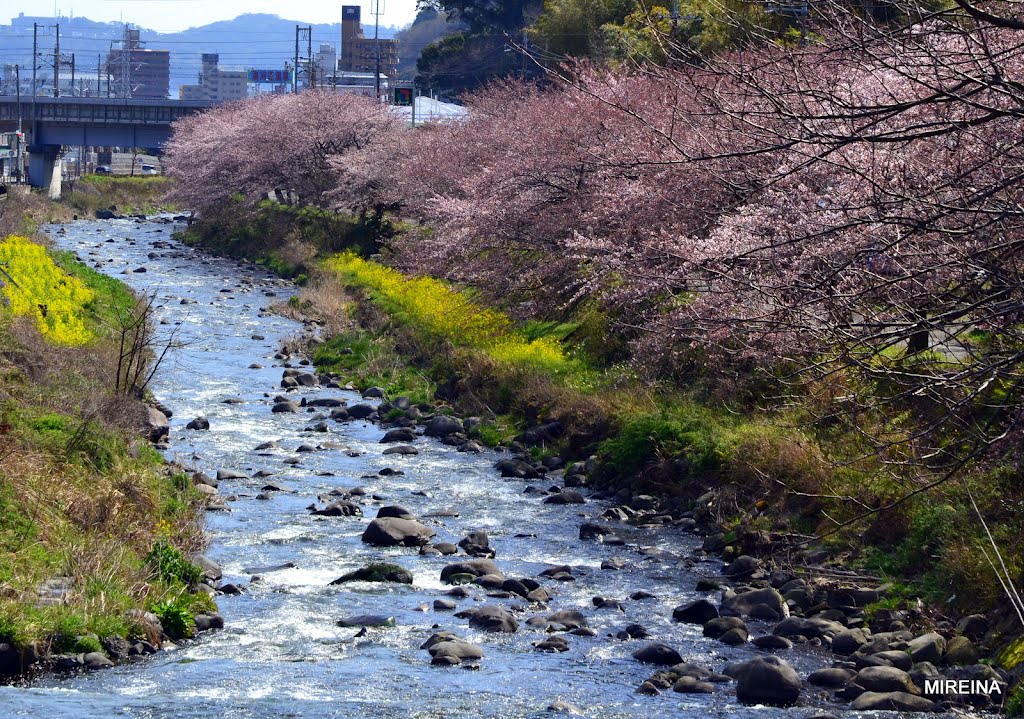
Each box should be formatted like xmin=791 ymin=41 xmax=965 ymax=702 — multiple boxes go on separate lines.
xmin=394 ymin=87 xmax=412 ymax=106
xmin=248 ymin=69 xmax=289 ymax=84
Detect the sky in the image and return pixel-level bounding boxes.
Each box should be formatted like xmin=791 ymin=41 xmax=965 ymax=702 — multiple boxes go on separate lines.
xmin=1 ymin=0 xmax=419 ymax=32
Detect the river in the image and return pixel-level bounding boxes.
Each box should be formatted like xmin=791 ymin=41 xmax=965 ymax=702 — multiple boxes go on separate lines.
xmin=1 ymin=217 xmax=856 ymax=718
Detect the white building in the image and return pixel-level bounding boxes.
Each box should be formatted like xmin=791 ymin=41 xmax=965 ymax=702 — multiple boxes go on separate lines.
xmin=179 ymin=54 xmax=247 ymax=102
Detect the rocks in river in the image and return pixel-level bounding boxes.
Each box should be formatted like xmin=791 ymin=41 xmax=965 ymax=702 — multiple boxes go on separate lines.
xmin=455 ymin=604 xmax=518 ymax=633
xmin=751 ymin=634 xmax=793 ymax=651
xmin=853 ymin=666 xmax=921 ymax=694
xmin=145 ymin=406 xmax=169 ymax=443
xmin=346 ymin=403 xmax=375 ymax=419
xmin=376 ymin=505 xmax=417 ymax=521
xmin=908 ymin=631 xmax=946 ymax=664
xmin=535 ymin=636 xmax=570 ymax=652
xmin=330 ymin=562 xmax=413 ymax=585
xmin=83 ymin=652 xmax=114 ymax=670
xmin=495 ymin=458 xmax=540 ymax=479
xmin=723 ymin=554 xmax=762 ymax=579
xmin=944 ymin=636 xmax=979 ymax=665
xmin=433 ymin=599 xmax=457 ymax=611
xmin=424 ymin=415 xmax=463 ymax=438
xmin=422 ymin=631 xmax=484 ymax=665
xmin=956 ymin=614 xmax=989 ymax=640
xmin=440 ymin=559 xmax=501 ymax=583
xmin=673 ymin=599 xmax=718 ymax=625
xmin=380 ymin=427 xmax=417 ymax=443
xmin=307 ymin=398 xmax=346 ymax=408
xmin=542 ymin=490 xmax=585 ymax=505
xmin=721 ymin=587 xmax=788 ymax=621
xmin=362 ymin=386 xmax=386 ymax=399
xmin=703 ymin=616 xmax=748 ymax=641
xmin=191 ymin=554 xmax=222 ymax=582
xmin=194 ymin=612 xmax=225 ymax=632
xmin=732 ymin=656 xmax=801 ymax=707
xmin=632 ymin=643 xmax=683 ymax=665
xmin=772 ymin=616 xmax=846 ymax=639
xmin=216 ymin=469 xmax=248 ymax=481
xmin=336 ymin=614 xmax=395 ymax=628
xmin=382 ymin=444 xmax=418 ymax=456
xmin=361 ymin=517 xmax=436 ymax=547
xmin=272 ymin=401 xmax=300 ymax=413
xmin=831 ymin=628 xmax=870 ymax=655
xmin=809 ymin=667 xmax=856 ymax=688
xmin=850 ymin=692 xmax=939 ymax=712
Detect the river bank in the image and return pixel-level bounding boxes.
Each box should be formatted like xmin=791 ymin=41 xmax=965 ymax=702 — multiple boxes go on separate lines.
xmin=0 ymin=192 xmax=219 ymax=681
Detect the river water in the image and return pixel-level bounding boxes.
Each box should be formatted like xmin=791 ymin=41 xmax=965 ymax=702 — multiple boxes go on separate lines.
xmin=1 ymin=218 xmax=852 ymax=718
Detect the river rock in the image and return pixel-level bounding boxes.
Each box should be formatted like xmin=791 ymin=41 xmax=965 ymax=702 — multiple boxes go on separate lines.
xmin=752 ymin=634 xmax=793 ymax=650
xmin=956 ymin=614 xmax=989 ymax=640
xmin=773 ymin=616 xmax=845 ymax=639
xmin=673 ymin=599 xmax=719 ymax=624
xmin=440 ymin=559 xmax=501 ymax=583
xmin=908 ymin=632 xmax=946 ymax=664
xmin=192 ymin=554 xmax=222 ymax=582
xmin=832 ymin=628 xmax=870 ymax=655
xmin=347 ymin=403 xmax=375 ymax=419
xmin=808 ymin=667 xmax=855 ymax=687
xmin=186 ymin=416 xmax=210 ymax=430
xmin=456 ymin=604 xmax=518 ymax=633
xmin=194 ymin=612 xmax=224 ymax=632
xmin=311 ymin=500 xmax=362 ymax=517
xmin=543 ymin=490 xmax=585 ymax=505
xmin=854 ymin=665 xmax=921 ymax=694
xmin=495 ymin=458 xmax=540 ymax=479
xmin=336 ymin=614 xmax=396 ymax=628
xmin=733 ymin=656 xmax=801 ymax=706
xmin=381 ymin=428 xmax=417 ymax=443
xmin=330 ymin=562 xmax=413 ymax=584
xmin=376 ymin=505 xmax=417 ymax=521
xmin=944 ymin=635 xmax=979 ymax=665
xmin=423 ymin=632 xmax=484 ymax=665
xmin=850 ymin=691 xmax=939 ymax=712
xmin=535 ymin=636 xmax=571 ymax=652
xmin=83 ymin=652 xmax=114 ymax=670
xmin=424 ymin=415 xmax=463 ymax=437
xmin=433 ymin=599 xmax=457 ymax=611
xmin=723 ymin=555 xmax=761 ymax=579
xmin=673 ymin=676 xmax=715 ymax=693
xmin=145 ymin=406 xmax=169 ymax=442
xmin=703 ymin=616 xmax=747 ymax=639
xmin=632 ymin=643 xmax=683 ymax=665
xmin=272 ymin=401 xmax=300 ymax=413
xmin=722 ymin=587 xmax=788 ymax=620
xmin=382 ymin=445 xmax=418 ymax=456
xmin=361 ymin=518 xmax=435 ymax=547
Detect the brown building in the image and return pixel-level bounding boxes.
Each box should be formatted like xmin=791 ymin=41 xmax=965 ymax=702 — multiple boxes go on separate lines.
xmin=106 ymin=27 xmax=170 ymax=99
xmin=338 ymin=6 xmax=398 ymax=78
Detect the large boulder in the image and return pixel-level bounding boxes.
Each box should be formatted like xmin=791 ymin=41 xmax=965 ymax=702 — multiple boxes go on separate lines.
xmin=456 ymin=604 xmax=518 ymax=633
xmin=361 ymin=518 xmax=435 ymax=547
xmin=330 ymin=562 xmax=413 ymax=585
xmin=908 ymin=632 xmax=946 ymax=664
xmin=495 ymin=458 xmax=540 ymax=479
xmin=772 ymin=616 xmax=845 ymax=639
xmin=145 ymin=406 xmax=169 ymax=442
xmin=632 ymin=643 xmax=683 ymax=665
xmin=850 ymin=692 xmax=939 ymax=712
xmin=722 ymin=587 xmax=788 ymax=620
xmin=831 ymin=628 xmax=870 ymax=655
xmin=733 ymin=656 xmax=802 ymax=707
xmin=854 ymin=666 xmax=921 ymax=694
xmin=673 ymin=599 xmax=719 ymax=625
xmin=440 ymin=559 xmax=501 ymax=583
xmin=425 ymin=415 xmax=464 ymax=437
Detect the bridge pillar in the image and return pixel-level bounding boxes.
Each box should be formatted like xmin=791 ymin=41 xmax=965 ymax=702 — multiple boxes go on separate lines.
xmin=27 ymin=146 xmax=62 ymax=200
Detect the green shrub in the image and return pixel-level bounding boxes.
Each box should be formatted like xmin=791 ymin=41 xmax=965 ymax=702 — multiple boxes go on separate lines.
xmin=145 ymin=540 xmax=202 ymax=588
xmin=151 ymin=597 xmax=194 ymax=640
xmin=599 ymin=409 xmax=724 ymax=478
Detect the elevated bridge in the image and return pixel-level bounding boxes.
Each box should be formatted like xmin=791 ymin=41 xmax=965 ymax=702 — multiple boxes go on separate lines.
xmin=0 ymin=96 xmax=213 ymax=197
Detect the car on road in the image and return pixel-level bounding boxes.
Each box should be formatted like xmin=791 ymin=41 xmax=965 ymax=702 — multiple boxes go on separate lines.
xmin=95 ymin=165 xmax=113 ymax=175
xmin=140 ymin=164 xmax=158 ymax=176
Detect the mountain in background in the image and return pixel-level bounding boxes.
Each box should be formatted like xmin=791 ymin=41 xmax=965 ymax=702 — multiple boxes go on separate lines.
xmin=0 ymin=12 xmax=401 ymax=97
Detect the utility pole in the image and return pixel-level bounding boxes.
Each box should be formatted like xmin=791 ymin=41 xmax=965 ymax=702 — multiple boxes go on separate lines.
xmin=294 ymin=26 xmax=311 ymax=92
xmin=53 ymin=23 xmax=59 ymax=97
xmin=69 ymin=54 xmax=75 ymax=97
xmin=96 ymin=54 xmax=101 ymax=96
xmin=372 ymin=0 xmax=383 ymax=101
xmin=293 ymin=25 xmax=299 ymax=92
xmin=14 ymin=64 xmax=22 ymax=183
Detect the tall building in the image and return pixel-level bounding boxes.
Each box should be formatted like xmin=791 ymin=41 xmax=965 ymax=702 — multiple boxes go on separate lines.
xmin=106 ymin=26 xmax=170 ymax=99
xmin=338 ymin=6 xmax=398 ymax=79
xmin=179 ymin=54 xmax=248 ymax=102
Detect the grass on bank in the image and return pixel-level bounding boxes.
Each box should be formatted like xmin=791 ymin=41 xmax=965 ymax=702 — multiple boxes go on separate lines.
xmin=65 ymin=176 xmax=175 ymax=217
xmin=0 ymin=225 xmax=209 ymax=654
xmin=312 ymin=251 xmax=1024 ymax=625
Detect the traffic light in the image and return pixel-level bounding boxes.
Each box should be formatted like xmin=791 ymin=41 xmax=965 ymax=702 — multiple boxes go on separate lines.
xmin=393 ymin=87 xmax=412 ymax=106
